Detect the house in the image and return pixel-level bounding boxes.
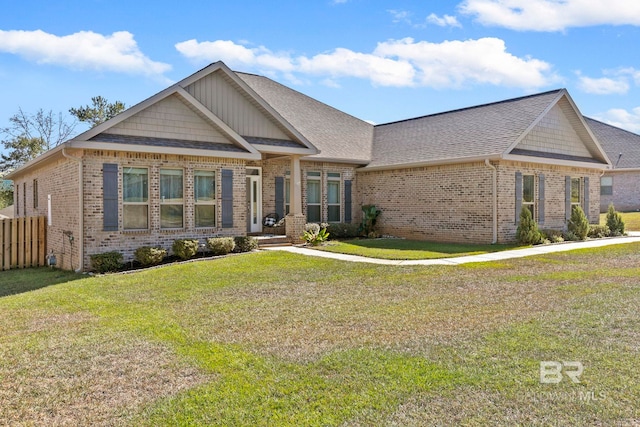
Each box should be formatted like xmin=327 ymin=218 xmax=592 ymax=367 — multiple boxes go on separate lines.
xmin=583 ymin=117 xmax=640 ymax=212
xmin=7 ymin=61 xmax=612 ymax=271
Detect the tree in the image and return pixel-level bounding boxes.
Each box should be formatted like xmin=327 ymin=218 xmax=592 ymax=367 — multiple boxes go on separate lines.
xmin=69 ymin=96 xmax=126 ymax=128
xmin=516 ymin=206 xmax=541 ymax=245
xmin=1 ymin=108 xmax=75 ymax=170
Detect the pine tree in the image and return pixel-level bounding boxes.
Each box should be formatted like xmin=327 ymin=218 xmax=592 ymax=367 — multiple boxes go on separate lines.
xmin=516 ymin=206 xmax=541 ymax=245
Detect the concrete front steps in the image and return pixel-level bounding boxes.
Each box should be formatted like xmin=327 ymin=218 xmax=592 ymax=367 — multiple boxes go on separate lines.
xmin=254 ymin=235 xmax=292 ymax=248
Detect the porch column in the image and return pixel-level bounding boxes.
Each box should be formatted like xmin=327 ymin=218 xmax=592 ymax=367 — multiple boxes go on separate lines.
xmin=286 ymin=155 xmax=306 ymax=243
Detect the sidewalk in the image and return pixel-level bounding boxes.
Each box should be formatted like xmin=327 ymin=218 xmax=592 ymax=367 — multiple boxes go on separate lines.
xmin=262 ymin=233 xmax=640 ymax=266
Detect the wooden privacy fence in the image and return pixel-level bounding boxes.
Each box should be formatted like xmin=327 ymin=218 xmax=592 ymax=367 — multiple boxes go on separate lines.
xmin=1 ymin=217 xmax=47 ymax=270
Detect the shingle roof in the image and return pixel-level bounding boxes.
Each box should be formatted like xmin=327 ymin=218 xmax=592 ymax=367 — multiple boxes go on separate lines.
xmin=236 ymin=72 xmax=374 ymax=163
xmin=584 ymin=117 xmax=640 ymax=169
xmin=367 ymin=90 xmax=564 ymax=169
xmin=90 ymin=133 xmax=248 ymax=153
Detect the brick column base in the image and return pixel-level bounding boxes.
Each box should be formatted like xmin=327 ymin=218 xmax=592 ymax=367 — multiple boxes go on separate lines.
xmin=285 ymin=213 xmax=306 ymax=244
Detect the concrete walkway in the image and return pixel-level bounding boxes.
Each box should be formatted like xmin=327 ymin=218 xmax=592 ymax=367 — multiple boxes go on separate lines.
xmin=262 ymin=233 xmax=640 ymax=266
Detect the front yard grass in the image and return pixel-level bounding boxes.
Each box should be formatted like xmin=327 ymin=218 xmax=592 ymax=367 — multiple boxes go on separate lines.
xmin=313 ymin=238 xmax=520 ymax=260
xmin=600 ymin=210 xmax=640 ymax=231
xmin=1 ymin=244 xmax=639 ymax=425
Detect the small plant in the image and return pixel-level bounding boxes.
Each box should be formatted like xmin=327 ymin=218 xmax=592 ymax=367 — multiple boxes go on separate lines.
xmin=516 ymin=207 xmax=541 ymax=245
xmin=605 ymin=203 xmax=625 ymax=236
xmin=588 ymin=224 xmax=610 ymax=239
xmin=360 ymin=204 xmax=381 ymax=238
xmin=172 ymin=239 xmax=200 ymax=260
xmin=540 ymin=229 xmax=564 ymax=243
xmin=567 ymin=205 xmax=589 ymax=240
xmin=134 ymin=246 xmax=167 ymax=266
xmin=207 ymin=237 xmax=236 ymax=255
xmin=564 ymin=231 xmax=579 ymax=241
xmin=326 ymin=222 xmax=360 ymax=239
xmin=303 ymin=223 xmax=330 ymax=246
xmin=90 ymin=251 xmax=123 ymax=273
xmin=233 ymin=236 xmax=258 ymax=253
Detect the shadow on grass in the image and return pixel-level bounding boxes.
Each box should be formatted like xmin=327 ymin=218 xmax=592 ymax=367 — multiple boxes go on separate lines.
xmin=0 ymin=267 xmax=83 ymax=298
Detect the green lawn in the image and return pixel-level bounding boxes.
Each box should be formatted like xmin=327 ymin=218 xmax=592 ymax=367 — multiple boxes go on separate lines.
xmin=600 ymin=210 xmax=640 ymax=231
xmin=314 ymin=238 xmax=520 ymax=260
xmin=1 ymin=246 xmax=639 ymax=425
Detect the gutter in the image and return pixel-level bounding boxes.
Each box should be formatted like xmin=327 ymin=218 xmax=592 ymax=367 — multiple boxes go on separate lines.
xmin=485 ymin=159 xmax=498 ymax=244
xmin=62 ymin=148 xmax=84 ymax=273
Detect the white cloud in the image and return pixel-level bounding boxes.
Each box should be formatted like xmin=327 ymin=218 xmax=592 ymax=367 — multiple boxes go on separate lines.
xmin=176 ymin=37 xmax=557 ymax=90
xmin=460 ymin=0 xmax=640 ymax=31
xmin=578 ymin=76 xmax=629 ymax=95
xmin=426 ymin=13 xmax=462 ymax=28
xmin=595 ymin=107 xmax=640 ymax=133
xmin=388 ymin=9 xmax=413 ymax=24
xmin=0 ymin=29 xmax=170 ymax=76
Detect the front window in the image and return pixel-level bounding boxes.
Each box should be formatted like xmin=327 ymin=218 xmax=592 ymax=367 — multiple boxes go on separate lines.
xmin=306 ymin=171 xmax=321 ymax=222
xmin=194 ymin=170 xmax=216 ymax=228
xmin=327 ymin=172 xmax=341 ymax=222
xmin=522 ymin=175 xmax=535 ymax=218
xmin=600 ymin=176 xmax=613 ymax=196
xmin=123 ymin=167 xmax=148 ymax=229
xmin=571 ymin=177 xmax=581 ymax=206
xmin=160 ymin=168 xmax=184 ymax=229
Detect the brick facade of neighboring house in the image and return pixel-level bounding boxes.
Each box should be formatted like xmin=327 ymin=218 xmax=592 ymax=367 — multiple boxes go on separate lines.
xmin=599 ymin=171 xmax=640 ymax=212
xmin=8 ymin=62 xmax=616 ymax=270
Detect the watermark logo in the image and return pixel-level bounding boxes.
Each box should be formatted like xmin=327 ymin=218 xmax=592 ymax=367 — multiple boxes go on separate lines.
xmin=540 ymin=361 xmax=583 ymax=384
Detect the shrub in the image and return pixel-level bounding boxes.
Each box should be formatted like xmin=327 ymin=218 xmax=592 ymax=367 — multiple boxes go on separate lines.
xmin=303 ymin=223 xmax=330 ymax=246
xmin=605 ymin=203 xmax=625 ymax=236
xmin=516 ymin=207 xmax=542 ymax=245
xmin=172 ymin=239 xmax=200 ymax=260
xmin=233 ymin=236 xmax=258 ymax=253
xmin=327 ymin=222 xmax=360 ymax=239
xmin=588 ymin=224 xmax=610 ymax=239
xmin=359 ymin=204 xmax=381 ymax=238
xmin=134 ymin=246 xmax=167 ymax=266
xmin=564 ymin=231 xmax=579 ymax=241
xmin=207 ymin=237 xmax=235 ymax=255
xmin=540 ymin=228 xmax=564 ymax=243
xmin=567 ymin=205 xmax=589 ymax=240
xmin=90 ymin=251 xmax=123 ymax=273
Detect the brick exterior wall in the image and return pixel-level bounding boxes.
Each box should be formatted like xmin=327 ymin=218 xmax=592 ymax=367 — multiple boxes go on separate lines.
xmin=12 ymin=154 xmax=81 ymax=270
xmin=600 ymin=171 xmax=640 ymax=212
xmin=82 ymin=150 xmax=246 ymax=267
xmin=357 ymin=160 xmax=602 ymax=244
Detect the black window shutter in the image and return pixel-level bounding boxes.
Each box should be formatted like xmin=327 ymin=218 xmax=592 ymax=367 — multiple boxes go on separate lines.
xmin=583 ymin=177 xmax=590 ymax=218
xmin=538 ymin=174 xmax=545 ymax=224
xmin=515 ymin=172 xmax=522 ymax=224
xmin=221 ymin=169 xmax=234 ymax=228
xmin=344 ymin=180 xmax=352 ymax=223
xmin=275 ymin=176 xmax=284 ymax=219
xmin=565 ymin=176 xmax=572 ymax=221
xmin=103 ymin=163 xmax=118 ymax=231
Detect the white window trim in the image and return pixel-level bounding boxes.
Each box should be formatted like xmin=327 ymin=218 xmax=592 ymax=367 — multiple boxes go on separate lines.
xmin=123 ymin=167 xmax=149 ymax=230
xmin=306 ymin=171 xmax=322 ymax=222
xmin=327 ymin=172 xmax=342 ymax=223
xmin=160 ymin=168 xmax=185 ymax=229
xmin=194 ymin=169 xmax=217 ymax=228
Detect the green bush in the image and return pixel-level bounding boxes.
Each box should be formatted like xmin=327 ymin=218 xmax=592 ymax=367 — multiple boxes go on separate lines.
xmin=207 ymin=237 xmax=235 ymax=255
xmin=605 ymin=203 xmax=625 ymax=236
xmin=233 ymin=236 xmax=258 ymax=253
xmin=588 ymin=224 xmax=610 ymax=239
xmin=567 ymin=205 xmax=589 ymax=240
xmin=540 ymin=228 xmax=564 ymax=243
xmin=516 ymin=207 xmax=541 ymax=245
xmin=303 ymin=223 xmax=330 ymax=246
xmin=134 ymin=246 xmax=167 ymax=266
xmin=359 ymin=204 xmax=381 ymax=238
xmin=90 ymin=251 xmax=123 ymax=273
xmin=327 ymin=222 xmax=360 ymax=239
xmin=172 ymin=239 xmax=200 ymax=260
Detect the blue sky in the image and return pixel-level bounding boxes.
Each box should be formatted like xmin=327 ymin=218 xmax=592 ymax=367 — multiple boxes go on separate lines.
xmin=1 ymin=0 xmax=640 ymax=148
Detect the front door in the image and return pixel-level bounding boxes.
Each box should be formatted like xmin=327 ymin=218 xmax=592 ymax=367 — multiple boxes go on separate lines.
xmin=246 ymin=167 xmax=262 ymax=233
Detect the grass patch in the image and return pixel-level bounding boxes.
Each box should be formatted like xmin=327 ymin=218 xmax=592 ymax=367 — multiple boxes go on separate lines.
xmin=600 ymin=210 xmax=640 ymax=231
xmin=0 ymin=267 xmax=81 ymax=297
xmin=314 ymin=238 xmax=520 ymax=260
xmin=1 ymin=244 xmax=640 ymax=425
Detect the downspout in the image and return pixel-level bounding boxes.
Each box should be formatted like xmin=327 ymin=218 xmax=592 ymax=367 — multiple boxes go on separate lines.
xmin=485 ymin=159 xmax=498 ymax=244
xmin=62 ymin=148 xmax=84 ymax=272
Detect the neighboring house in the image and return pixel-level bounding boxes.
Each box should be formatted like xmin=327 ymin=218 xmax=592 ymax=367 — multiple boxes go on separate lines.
xmin=584 ymin=118 xmax=640 ymax=212
xmin=7 ymin=61 xmax=612 ymax=271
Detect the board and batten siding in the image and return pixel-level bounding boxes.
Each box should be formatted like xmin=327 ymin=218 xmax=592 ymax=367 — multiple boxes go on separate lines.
xmin=185 ymin=70 xmax=291 ymax=140
xmin=108 ymin=94 xmax=234 ymax=144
